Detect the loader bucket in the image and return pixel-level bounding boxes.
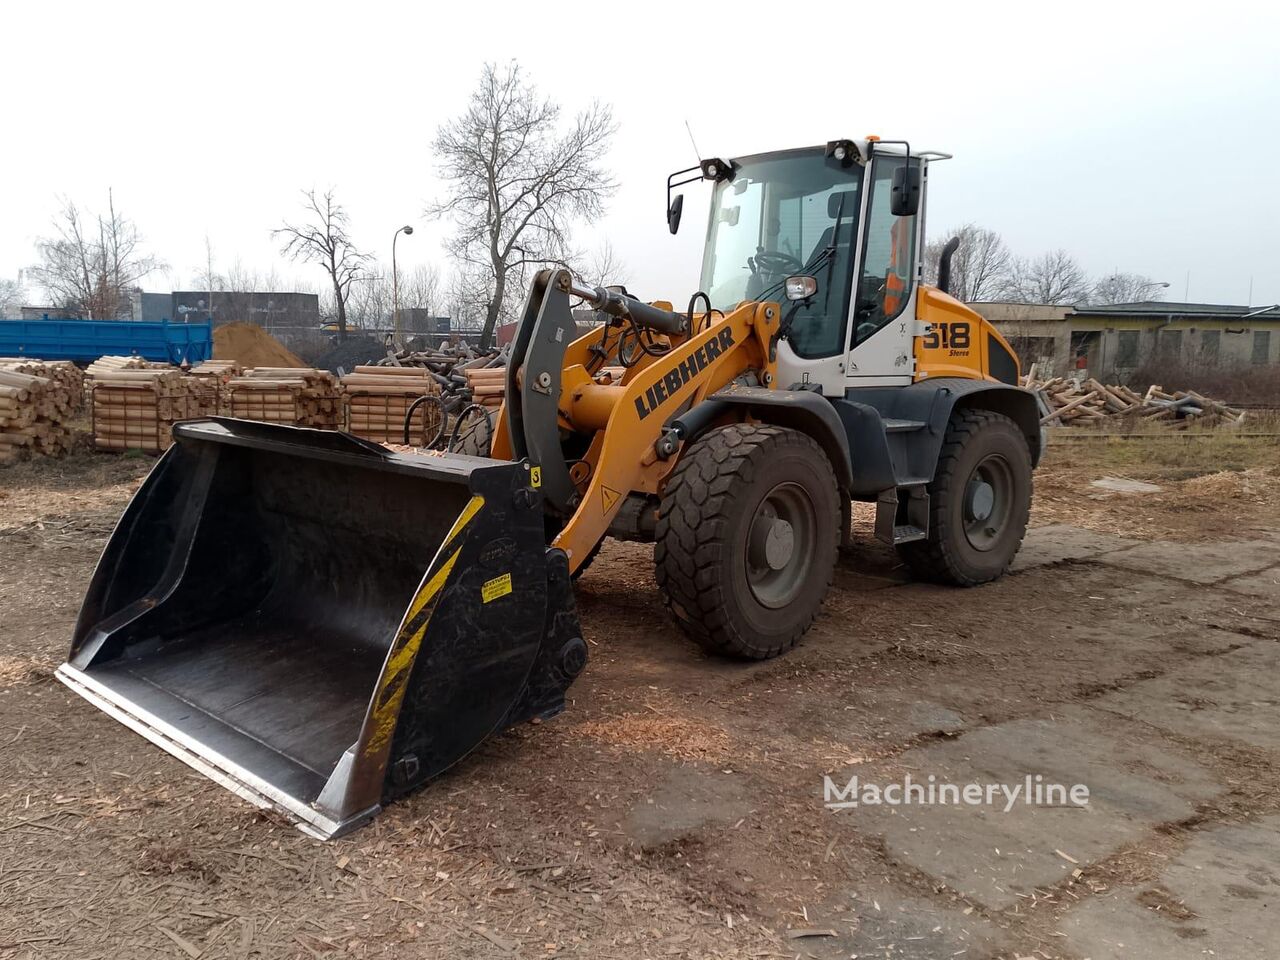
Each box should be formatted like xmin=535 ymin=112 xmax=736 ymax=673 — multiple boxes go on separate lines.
xmin=56 ymin=418 xmax=586 ymax=839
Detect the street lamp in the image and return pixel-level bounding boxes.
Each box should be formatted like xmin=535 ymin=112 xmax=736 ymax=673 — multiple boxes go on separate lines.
xmin=392 ymin=225 xmax=414 ymax=344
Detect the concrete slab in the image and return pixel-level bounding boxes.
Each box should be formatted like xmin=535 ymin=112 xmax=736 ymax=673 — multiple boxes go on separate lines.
xmin=622 ymin=766 xmax=751 ymax=848
xmin=1091 ymin=639 xmax=1280 ymax=751
xmin=1091 ymin=477 xmax=1164 ymax=494
xmin=1012 ymin=524 xmax=1143 ymax=572
xmin=1101 ymin=540 xmax=1280 ymax=584
xmin=1061 ymin=816 xmax=1280 ymax=960
xmin=817 ymin=695 xmax=969 ymax=746
xmin=797 ymin=884 xmax=1016 ymax=960
xmin=843 ymin=711 xmax=1221 ymax=909
xmin=1219 ymin=566 xmax=1280 ymax=600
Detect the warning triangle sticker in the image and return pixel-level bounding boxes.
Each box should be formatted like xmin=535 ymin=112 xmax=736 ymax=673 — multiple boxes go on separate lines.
xmin=601 ymin=485 xmax=621 ymax=514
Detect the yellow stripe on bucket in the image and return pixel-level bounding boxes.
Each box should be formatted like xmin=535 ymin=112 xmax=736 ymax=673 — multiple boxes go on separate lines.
xmin=364 ymin=493 xmax=487 ymax=757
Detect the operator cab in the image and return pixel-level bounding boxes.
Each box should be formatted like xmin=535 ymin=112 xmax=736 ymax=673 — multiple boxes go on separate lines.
xmin=672 ymin=139 xmax=933 ymax=393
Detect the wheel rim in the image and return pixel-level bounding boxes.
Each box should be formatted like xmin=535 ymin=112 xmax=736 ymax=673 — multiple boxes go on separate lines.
xmin=745 ymin=482 xmax=816 ymax=609
xmin=963 ymin=454 xmax=1014 ymax=552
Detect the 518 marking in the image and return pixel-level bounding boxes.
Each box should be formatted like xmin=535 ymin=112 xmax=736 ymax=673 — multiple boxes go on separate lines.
xmin=922 ymin=321 xmax=971 ymax=351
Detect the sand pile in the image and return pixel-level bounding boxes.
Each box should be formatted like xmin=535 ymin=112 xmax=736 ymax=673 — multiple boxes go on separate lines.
xmin=213 ymin=322 xmax=305 ymax=369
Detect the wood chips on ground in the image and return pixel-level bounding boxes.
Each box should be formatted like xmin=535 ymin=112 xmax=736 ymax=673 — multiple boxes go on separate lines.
xmin=573 ymin=713 xmax=732 ymax=762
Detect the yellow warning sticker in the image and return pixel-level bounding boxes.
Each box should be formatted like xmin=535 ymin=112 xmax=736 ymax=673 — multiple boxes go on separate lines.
xmin=530 ymin=466 xmax=542 ymax=488
xmin=482 ymin=572 xmax=513 ymax=603
xmin=601 ymin=485 xmax=621 ymax=514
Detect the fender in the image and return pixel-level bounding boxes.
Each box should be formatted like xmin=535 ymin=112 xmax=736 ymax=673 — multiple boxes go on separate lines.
xmin=674 ymin=382 xmax=855 ymax=493
xmin=837 ymin=378 xmax=1043 ymax=495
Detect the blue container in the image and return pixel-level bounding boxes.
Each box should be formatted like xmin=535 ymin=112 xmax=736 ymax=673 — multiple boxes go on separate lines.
xmin=0 ymin=318 xmax=213 ymax=365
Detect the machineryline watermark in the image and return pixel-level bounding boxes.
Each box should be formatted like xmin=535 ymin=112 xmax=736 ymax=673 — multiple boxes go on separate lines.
xmin=823 ymin=773 xmax=1090 ymax=812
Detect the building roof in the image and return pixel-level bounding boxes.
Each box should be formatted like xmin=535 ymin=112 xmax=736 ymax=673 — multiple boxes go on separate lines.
xmin=973 ymin=299 xmax=1280 ymax=324
xmin=969 ymin=302 xmax=1075 ymax=323
xmin=1077 ymin=301 xmax=1280 ymax=318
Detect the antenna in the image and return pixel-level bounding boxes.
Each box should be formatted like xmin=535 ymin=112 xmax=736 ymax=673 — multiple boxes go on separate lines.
xmin=684 ymin=120 xmax=703 ymax=163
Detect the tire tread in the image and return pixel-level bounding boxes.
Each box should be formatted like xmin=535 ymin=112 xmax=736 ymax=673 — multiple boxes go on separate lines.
xmin=898 ymin=409 xmax=1031 ymax=585
xmin=655 ymin=423 xmax=839 ymax=659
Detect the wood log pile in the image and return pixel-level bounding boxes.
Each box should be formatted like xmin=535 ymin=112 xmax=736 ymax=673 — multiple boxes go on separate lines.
xmin=374 ymin=345 xmax=510 ymax=411
xmin=185 ymin=360 xmax=240 ymax=417
xmin=189 ymin=359 xmax=241 ymax=382
xmin=227 ymin=368 xmax=341 ymax=428
xmin=1027 ymin=375 xmax=1247 ymax=428
xmin=340 ymin=366 xmax=442 ymax=444
xmin=0 ymin=359 xmax=84 ymax=464
xmin=463 ymin=366 xmax=506 ymax=411
xmin=90 ymin=367 xmax=196 ymax=453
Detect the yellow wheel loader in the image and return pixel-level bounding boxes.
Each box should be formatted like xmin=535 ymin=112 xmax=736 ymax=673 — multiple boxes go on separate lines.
xmin=58 ymin=138 xmax=1041 ymax=837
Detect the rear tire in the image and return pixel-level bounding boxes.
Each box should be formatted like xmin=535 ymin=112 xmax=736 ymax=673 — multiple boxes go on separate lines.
xmin=896 ymin=410 xmax=1032 ymax=585
xmin=655 ymin=424 xmax=840 ymax=659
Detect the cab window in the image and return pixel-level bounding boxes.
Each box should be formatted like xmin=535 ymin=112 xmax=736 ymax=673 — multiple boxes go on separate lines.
xmin=853 ymin=157 xmax=919 ymax=346
xmin=699 ymin=151 xmax=863 ymax=359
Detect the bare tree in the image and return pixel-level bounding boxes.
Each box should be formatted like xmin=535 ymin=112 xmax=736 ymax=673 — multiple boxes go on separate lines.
xmin=923 ymin=223 xmax=1012 ymax=302
xmin=30 ymin=192 xmax=163 ymax=318
xmin=1090 ymin=272 xmax=1167 ymax=305
xmin=581 ymin=240 xmax=629 ymax=288
xmin=399 ymin=264 xmax=442 ymax=314
xmin=430 ymin=61 xmax=617 ymax=348
xmin=346 ymin=267 xmax=393 ymax=331
xmin=344 ymin=263 xmax=444 ymax=333
xmin=0 ymin=277 xmax=24 ymax=317
xmin=224 ymin=259 xmax=285 ymax=295
xmin=1003 ymin=249 xmax=1091 ymax=304
xmin=274 ymin=189 xmax=370 ymax=340
xmin=445 ymin=265 xmax=494 ymax=333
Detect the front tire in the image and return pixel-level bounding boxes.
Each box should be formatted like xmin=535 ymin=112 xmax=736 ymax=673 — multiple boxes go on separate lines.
xmin=897 ymin=410 xmax=1032 ymax=585
xmin=655 ymin=424 xmax=841 ymax=659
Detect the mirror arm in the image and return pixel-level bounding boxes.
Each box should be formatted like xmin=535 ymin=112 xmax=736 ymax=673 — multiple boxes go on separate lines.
xmin=666 ymin=165 xmax=703 ymax=235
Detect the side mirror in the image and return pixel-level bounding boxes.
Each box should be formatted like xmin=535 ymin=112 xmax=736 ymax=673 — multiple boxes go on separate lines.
xmin=667 ymin=193 xmax=684 ymax=235
xmin=890 ymin=165 xmax=921 ymax=217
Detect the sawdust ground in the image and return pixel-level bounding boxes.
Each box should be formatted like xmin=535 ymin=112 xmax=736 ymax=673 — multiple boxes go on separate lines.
xmin=1 ymin=436 xmax=1278 ymax=958
xmin=1032 ymin=435 xmax=1280 ymax=540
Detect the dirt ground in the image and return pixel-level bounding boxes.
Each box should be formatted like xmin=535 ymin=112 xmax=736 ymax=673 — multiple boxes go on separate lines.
xmin=1 ymin=435 xmax=1278 ymax=959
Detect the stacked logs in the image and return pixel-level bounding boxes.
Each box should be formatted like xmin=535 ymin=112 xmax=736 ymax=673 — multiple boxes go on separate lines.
xmin=463 ymin=366 xmax=506 ymax=411
xmin=1028 ymin=376 xmax=1246 ymax=428
xmin=90 ymin=369 xmax=173 ymax=453
xmin=189 ymin=359 xmax=241 ymax=382
xmin=186 ymin=360 xmax=241 ymax=416
xmin=340 ymin=366 xmax=442 ymax=445
xmin=226 ymin=368 xmax=341 ymax=428
xmin=0 ymin=358 xmax=86 ymax=416
xmin=0 ymin=360 xmax=84 ymax=464
xmin=90 ymin=367 xmax=197 ymax=453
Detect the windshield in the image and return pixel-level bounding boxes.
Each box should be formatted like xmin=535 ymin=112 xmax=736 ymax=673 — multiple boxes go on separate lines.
xmin=699 ymin=150 xmax=863 ymax=358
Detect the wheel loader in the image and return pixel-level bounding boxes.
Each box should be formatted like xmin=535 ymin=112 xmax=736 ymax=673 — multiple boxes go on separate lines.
xmin=57 ymin=137 xmax=1041 ymax=838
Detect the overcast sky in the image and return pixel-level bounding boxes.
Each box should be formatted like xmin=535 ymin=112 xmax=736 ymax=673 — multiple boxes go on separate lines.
xmin=5 ymin=0 xmax=1279 ymax=309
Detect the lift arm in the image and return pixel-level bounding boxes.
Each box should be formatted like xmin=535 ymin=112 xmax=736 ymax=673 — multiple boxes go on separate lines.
xmin=493 ymin=268 xmax=782 ymax=572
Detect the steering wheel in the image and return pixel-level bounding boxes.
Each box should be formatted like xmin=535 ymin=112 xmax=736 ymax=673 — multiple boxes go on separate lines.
xmin=752 ymin=251 xmax=804 ymax=274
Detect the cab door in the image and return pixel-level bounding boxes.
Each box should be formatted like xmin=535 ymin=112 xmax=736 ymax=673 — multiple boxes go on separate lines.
xmin=844 ymin=154 xmax=922 ymax=386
